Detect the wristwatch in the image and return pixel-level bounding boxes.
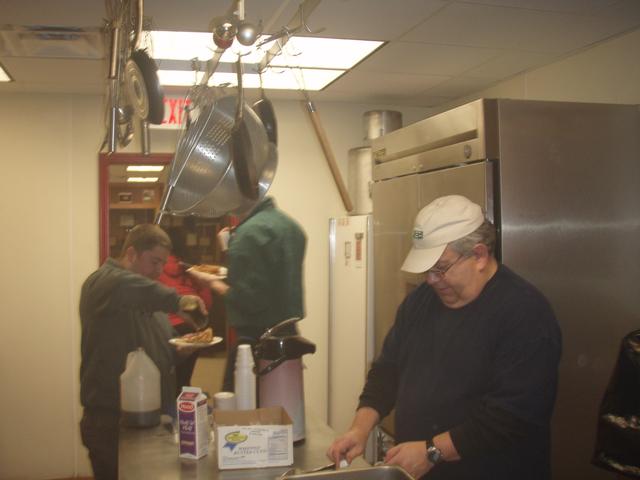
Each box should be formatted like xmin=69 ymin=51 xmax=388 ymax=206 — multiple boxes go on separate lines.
xmin=426 ymin=439 xmax=444 ymax=465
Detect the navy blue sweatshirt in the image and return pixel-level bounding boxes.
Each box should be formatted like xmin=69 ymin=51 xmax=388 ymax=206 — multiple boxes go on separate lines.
xmin=359 ymin=265 xmax=562 ymax=479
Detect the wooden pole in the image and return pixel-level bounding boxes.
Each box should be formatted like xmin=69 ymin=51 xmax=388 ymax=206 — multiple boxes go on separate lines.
xmin=303 ymin=99 xmax=353 ymax=212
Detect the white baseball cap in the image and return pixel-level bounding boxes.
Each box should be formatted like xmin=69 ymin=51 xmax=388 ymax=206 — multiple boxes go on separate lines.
xmin=401 ymin=195 xmax=485 ymax=273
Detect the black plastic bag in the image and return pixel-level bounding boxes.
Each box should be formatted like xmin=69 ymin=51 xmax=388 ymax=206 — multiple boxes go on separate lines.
xmin=592 ymin=329 xmax=640 ymax=477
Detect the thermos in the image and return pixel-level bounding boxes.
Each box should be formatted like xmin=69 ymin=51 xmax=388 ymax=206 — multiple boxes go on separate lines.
xmin=254 ymin=318 xmax=316 ymax=442
xmin=234 ymin=344 xmax=257 ymax=410
xmin=258 ymin=357 xmax=307 ymax=441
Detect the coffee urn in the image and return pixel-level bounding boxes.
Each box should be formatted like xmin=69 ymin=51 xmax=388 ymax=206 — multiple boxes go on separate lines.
xmin=254 ymin=318 xmax=316 ymax=442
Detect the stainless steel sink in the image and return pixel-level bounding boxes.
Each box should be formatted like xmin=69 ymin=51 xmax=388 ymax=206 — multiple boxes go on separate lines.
xmin=279 ymin=465 xmax=414 ymax=479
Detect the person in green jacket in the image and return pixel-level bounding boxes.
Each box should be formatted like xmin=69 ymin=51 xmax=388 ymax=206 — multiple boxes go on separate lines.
xmin=190 ymin=196 xmax=307 ymax=390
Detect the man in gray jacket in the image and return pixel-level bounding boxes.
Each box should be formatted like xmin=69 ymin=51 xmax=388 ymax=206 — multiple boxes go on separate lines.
xmin=79 ymin=224 xmax=206 ymax=480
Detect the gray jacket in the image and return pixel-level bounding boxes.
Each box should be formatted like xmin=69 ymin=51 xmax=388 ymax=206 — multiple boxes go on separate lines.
xmin=80 ymin=258 xmax=180 ymax=413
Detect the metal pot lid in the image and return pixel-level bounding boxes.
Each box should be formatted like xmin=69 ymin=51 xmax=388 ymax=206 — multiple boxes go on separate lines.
xmin=124 ymin=58 xmax=149 ymax=120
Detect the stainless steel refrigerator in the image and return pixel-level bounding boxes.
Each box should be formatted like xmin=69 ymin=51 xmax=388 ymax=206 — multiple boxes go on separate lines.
xmin=370 ymin=98 xmax=640 ymax=479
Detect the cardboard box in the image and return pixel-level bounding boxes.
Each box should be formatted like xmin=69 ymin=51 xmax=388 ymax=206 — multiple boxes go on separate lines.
xmin=214 ymin=406 xmax=293 ymax=470
xmin=177 ymin=387 xmax=209 ymax=459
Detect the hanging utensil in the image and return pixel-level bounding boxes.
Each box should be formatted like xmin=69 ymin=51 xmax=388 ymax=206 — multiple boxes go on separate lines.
xmin=252 ymin=69 xmax=277 ymax=145
xmin=125 ymin=49 xmax=165 ymax=124
xmin=211 ymin=15 xmax=237 ymax=49
xmin=118 ymin=105 xmax=135 ymax=147
xmin=157 ymin=94 xmax=271 ymax=220
xmin=255 ymin=0 xmax=325 ymax=48
xmin=236 ymin=20 xmax=261 ymax=46
xmin=231 ymin=57 xmax=259 ymax=200
xmin=104 ymin=0 xmax=146 ymax=153
xmin=140 ymin=119 xmax=150 ymax=155
xmin=294 ymin=66 xmax=352 ymax=212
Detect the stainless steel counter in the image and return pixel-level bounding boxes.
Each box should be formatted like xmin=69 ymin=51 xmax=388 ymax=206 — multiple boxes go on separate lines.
xmin=120 ymin=414 xmax=367 ymax=479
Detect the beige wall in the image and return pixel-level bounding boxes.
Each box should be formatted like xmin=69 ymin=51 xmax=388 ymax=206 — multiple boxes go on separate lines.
xmin=442 ymin=28 xmax=640 ymax=110
xmin=0 ymin=94 xmax=102 ymax=478
xmin=0 ymin=90 xmax=428 ymax=478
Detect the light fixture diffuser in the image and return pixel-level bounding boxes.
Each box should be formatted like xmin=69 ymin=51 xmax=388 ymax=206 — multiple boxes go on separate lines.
xmin=126 ymin=165 xmax=165 ymax=172
xmin=0 ymin=62 xmax=13 ymax=82
xmin=269 ymin=37 xmax=383 ymax=69
xmin=149 ymin=31 xmax=384 ymax=91
xmin=127 ymin=177 xmax=159 ymax=183
xmin=157 ymin=67 xmax=344 ymax=90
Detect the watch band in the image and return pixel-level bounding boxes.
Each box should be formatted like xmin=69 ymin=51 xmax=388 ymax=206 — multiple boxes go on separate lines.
xmin=426 ymin=439 xmax=444 ymax=465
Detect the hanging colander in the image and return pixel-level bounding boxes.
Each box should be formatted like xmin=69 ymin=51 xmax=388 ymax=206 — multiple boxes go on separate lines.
xmin=158 ymin=92 xmax=275 ymax=219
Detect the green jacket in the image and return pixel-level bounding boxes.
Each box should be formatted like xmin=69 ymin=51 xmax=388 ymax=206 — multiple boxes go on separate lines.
xmin=225 ymin=197 xmax=306 ymax=335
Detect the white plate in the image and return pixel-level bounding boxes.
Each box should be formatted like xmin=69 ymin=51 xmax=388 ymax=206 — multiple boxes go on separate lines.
xmin=207 ymin=274 xmax=227 ymax=280
xmin=187 ymin=268 xmax=227 ymax=281
xmin=169 ymin=336 xmax=223 ymax=348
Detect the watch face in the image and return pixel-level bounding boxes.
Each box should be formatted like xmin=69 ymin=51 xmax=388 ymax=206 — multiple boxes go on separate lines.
xmin=427 ymin=445 xmax=442 ymax=464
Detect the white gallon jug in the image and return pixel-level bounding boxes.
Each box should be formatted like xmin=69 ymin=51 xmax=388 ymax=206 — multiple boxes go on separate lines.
xmin=120 ymin=347 xmax=161 ymax=427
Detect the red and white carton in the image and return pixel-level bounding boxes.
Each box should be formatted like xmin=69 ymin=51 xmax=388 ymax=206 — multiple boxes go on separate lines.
xmin=177 ymin=386 xmax=209 ymax=459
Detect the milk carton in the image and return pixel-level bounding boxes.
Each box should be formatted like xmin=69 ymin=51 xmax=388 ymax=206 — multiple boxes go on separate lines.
xmin=177 ymin=386 xmax=209 ymax=459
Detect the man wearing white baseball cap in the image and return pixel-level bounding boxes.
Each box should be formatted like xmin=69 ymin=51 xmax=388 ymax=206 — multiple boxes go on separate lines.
xmin=328 ymin=195 xmax=562 ymax=480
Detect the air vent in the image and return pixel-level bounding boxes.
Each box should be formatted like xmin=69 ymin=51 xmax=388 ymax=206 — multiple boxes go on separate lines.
xmin=0 ymin=25 xmax=104 ymax=59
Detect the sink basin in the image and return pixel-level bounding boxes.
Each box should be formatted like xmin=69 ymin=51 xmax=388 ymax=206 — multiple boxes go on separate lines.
xmin=279 ymin=465 xmax=414 ymax=480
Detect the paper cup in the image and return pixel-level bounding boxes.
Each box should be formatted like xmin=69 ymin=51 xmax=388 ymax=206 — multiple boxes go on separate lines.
xmin=213 ymin=391 xmax=236 ymax=411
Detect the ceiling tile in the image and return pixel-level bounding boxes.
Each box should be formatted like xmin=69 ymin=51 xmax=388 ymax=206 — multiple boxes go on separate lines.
xmin=0 ymin=56 xmax=105 ymax=93
xmin=298 ymin=0 xmax=448 ymax=41
xmin=3 ymin=56 xmax=105 ymax=83
xmin=357 ymin=41 xmax=500 ymax=76
xmin=402 ymin=93 xmax=456 ymax=108
xmin=420 ymin=76 xmax=496 ymax=98
xmin=462 ymin=51 xmax=554 ymax=79
xmin=149 ymin=0 xmax=287 ymax=32
xmin=458 ymin=0 xmax=617 ymax=14
xmin=1 ymin=0 xmax=105 ymax=27
xmin=329 ymin=70 xmax=450 ymax=96
xmin=584 ymin=0 xmax=640 ymax=37
xmin=401 ymin=2 xmax=640 ymax=54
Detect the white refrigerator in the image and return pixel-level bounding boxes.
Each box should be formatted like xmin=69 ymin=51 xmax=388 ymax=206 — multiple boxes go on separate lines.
xmin=328 ymin=215 xmax=374 ymax=436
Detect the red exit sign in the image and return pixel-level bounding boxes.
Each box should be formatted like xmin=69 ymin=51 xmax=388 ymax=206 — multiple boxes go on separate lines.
xmin=150 ymin=96 xmax=192 ymax=129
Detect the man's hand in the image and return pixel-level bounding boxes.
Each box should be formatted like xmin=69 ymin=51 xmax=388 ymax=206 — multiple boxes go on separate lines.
xmin=326 ymin=426 xmax=369 ymax=466
xmin=209 ymin=279 xmax=229 ymax=296
xmin=186 ymin=268 xmax=229 ymax=296
xmin=327 ymin=406 xmax=379 ymax=466
xmin=384 ymin=441 xmax=432 ymax=479
xmin=178 ymin=295 xmax=208 ymax=329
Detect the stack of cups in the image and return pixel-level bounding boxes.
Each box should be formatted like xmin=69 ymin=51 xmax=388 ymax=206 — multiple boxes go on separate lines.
xmin=234 ymin=344 xmax=257 ymax=410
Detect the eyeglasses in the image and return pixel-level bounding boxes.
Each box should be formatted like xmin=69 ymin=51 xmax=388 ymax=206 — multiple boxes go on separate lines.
xmin=426 ymin=253 xmax=470 ymax=280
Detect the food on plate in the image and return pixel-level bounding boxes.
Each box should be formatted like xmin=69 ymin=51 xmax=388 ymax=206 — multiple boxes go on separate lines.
xmin=192 ymin=264 xmax=225 ymax=275
xmin=178 ymin=327 xmax=214 ymax=344
xmin=187 ymin=264 xmax=228 ymax=279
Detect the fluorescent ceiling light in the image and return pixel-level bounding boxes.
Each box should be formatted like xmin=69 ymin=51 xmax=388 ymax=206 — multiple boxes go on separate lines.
xmin=149 ymin=31 xmax=270 ymax=64
xmin=269 ymin=37 xmax=383 ymax=69
xmin=149 ymin=31 xmax=383 ymax=91
xmin=157 ymin=67 xmax=344 ymax=90
xmin=0 ymin=62 xmax=12 ymax=82
xmin=127 ymin=177 xmax=159 ymax=183
xmin=126 ymin=165 xmax=165 ymax=172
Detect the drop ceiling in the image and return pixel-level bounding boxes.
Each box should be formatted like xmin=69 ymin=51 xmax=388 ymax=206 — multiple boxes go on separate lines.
xmin=1 ymin=0 xmax=640 ymax=108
